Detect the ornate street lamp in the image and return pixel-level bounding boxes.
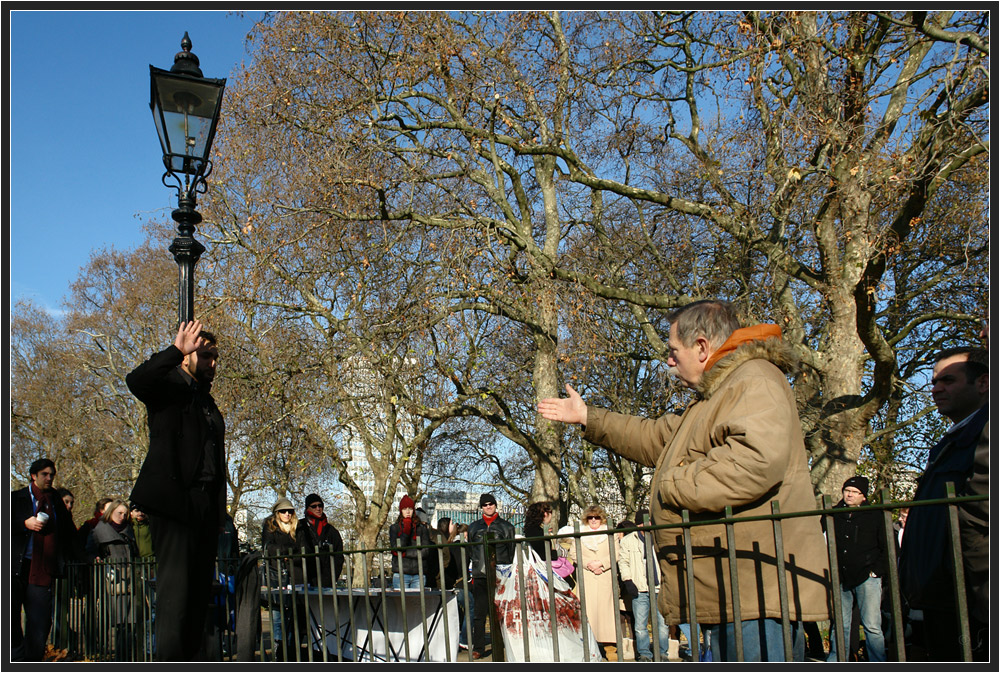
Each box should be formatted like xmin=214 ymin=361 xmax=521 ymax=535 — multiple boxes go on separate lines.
xmin=150 ymin=33 xmax=226 ymax=324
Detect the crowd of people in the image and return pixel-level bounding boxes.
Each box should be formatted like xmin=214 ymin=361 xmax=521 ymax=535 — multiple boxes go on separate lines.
xmin=13 ymin=305 xmax=988 ymax=663
xmin=11 ymin=462 xmax=163 ymax=662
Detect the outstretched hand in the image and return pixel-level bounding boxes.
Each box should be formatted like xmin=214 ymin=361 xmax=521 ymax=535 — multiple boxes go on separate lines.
xmin=537 ymin=384 xmax=588 ymax=426
xmin=173 ymin=320 xmax=206 ymax=356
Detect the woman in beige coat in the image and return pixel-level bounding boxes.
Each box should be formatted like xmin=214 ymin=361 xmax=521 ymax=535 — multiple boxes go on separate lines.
xmin=569 ymin=505 xmax=620 ymax=659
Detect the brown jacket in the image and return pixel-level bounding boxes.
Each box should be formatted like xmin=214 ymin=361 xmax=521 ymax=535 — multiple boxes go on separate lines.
xmin=584 ymin=330 xmax=830 ymax=624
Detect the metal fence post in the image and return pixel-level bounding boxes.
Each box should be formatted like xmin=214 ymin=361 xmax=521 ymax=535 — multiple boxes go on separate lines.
xmin=485 ymin=531 xmax=504 ymax=661
xmin=945 ymin=482 xmax=972 ymax=661
xmin=724 ymin=505 xmax=743 ymax=661
xmin=514 ymin=542 xmax=531 ymax=661
xmin=770 ymin=501 xmax=793 ymax=660
xmin=681 ymin=510 xmax=699 ymax=662
xmin=573 ymin=521 xmax=592 ymax=661
xmin=879 ymin=489 xmax=906 ymax=662
xmin=822 ymin=494 xmax=845 ymax=662
xmin=606 ymin=526 xmax=624 ymax=662
xmin=640 ymin=512 xmax=663 ymax=662
xmin=541 ymin=530 xmax=560 ymax=662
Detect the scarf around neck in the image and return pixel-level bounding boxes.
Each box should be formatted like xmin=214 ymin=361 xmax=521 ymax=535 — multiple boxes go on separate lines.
xmin=704 ymin=324 xmax=782 ymax=373
xmin=308 ymin=510 xmax=328 ymax=537
xmin=583 ymin=523 xmax=608 ymax=552
xmin=29 ymin=483 xmax=58 ymax=585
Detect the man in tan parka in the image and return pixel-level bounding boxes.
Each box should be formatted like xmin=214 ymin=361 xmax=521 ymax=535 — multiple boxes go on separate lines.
xmin=538 ymin=299 xmax=830 ymax=661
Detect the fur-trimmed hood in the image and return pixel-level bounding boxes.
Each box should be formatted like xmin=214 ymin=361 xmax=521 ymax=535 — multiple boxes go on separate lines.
xmin=697 ymin=328 xmax=799 ymax=401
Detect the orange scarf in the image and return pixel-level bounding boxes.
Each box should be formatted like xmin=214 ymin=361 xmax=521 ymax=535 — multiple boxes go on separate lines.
xmin=704 ymin=324 xmax=782 ymax=373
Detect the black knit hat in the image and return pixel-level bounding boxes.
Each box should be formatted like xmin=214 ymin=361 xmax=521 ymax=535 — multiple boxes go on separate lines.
xmin=842 ymin=476 xmax=869 ymax=498
xmin=479 ymin=493 xmax=497 ymax=507
xmin=305 ymin=493 xmax=323 ymax=508
xmin=634 ymin=508 xmax=650 ymax=526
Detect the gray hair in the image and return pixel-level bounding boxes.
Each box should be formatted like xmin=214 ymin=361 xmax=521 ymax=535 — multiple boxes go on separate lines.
xmin=668 ymin=300 xmax=741 ymax=349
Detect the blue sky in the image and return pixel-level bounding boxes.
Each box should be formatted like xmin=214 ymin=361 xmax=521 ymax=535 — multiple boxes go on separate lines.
xmin=9 ymin=9 xmax=264 ymax=316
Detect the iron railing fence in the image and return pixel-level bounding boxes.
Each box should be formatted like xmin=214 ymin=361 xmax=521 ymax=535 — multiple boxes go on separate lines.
xmin=52 ymin=487 xmax=984 ymax=662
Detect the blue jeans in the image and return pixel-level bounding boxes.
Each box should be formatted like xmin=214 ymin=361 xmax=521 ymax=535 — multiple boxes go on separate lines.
xmin=679 ymin=623 xmax=710 ymax=659
xmin=459 ymin=587 xmax=475 ymax=647
xmin=270 ymin=609 xmax=283 ymax=643
xmin=392 ymin=573 xmax=422 ymax=590
xmin=632 ymin=592 xmax=670 ymax=659
xmin=827 ymin=575 xmax=885 ymax=662
xmin=708 ymin=618 xmax=803 ymax=662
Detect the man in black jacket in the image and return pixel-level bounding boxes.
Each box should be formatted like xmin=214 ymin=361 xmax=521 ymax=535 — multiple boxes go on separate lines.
xmin=301 ymin=494 xmax=344 ymax=588
xmin=127 ymin=320 xmax=225 ymax=661
xmin=899 ymin=346 xmax=988 ymax=661
xmin=12 ymin=458 xmax=77 ymax=661
xmin=466 ymin=493 xmax=515 ymax=659
xmin=826 ymin=476 xmax=887 ymax=662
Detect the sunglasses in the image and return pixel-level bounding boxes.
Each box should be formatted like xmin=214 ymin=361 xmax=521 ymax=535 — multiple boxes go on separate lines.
xmin=308 ymin=503 xmax=324 ymax=509
xmin=586 ymin=515 xmax=602 ymax=521
xmin=277 ymin=509 xmax=294 ymax=515
xmin=482 ymin=502 xmax=496 ymax=507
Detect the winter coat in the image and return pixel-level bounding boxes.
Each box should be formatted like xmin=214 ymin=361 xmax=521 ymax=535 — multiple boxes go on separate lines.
xmin=300 ymin=516 xmax=344 ymax=588
xmin=235 ymin=551 xmax=262 ymax=662
xmin=584 ymin=328 xmax=830 ymax=624
xmin=568 ymin=525 xmax=619 ymax=643
xmin=126 ymin=345 xmax=226 ymax=525
xmin=92 ymin=521 xmax=136 ymax=562
xmin=618 ymin=530 xmax=656 ymax=594
xmin=261 ymin=517 xmax=306 ymax=586
xmin=11 ymin=486 xmax=77 ymax=583
xmin=128 ymin=518 xmax=155 ymax=558
xmin=899 ymin=405 xmax=988 ymax=613
xmin=959 ymin=416 xmax=989 ymax=623
xmin=825 ymin=501 xmax=887 ymax=589
xmin=92 ymin=521 xmax=137 ymax=624
xmin=467 ymin=516 xmax=516 ymax=578
xmin=389 ymin=518 xmax=431 ymax=577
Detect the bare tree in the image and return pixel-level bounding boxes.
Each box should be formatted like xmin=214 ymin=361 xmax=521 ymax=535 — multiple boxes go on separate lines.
xmin=203 ymin=10 xmax=987 ymax=503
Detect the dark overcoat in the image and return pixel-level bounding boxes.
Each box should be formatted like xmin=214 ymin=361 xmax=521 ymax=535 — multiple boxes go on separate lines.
xmin=126 ymin=344 xmax=226 ymax=524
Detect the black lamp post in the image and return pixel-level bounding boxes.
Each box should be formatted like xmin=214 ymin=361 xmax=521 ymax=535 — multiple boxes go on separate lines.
xmin=150 ymin=33 xmax=226 ymax=325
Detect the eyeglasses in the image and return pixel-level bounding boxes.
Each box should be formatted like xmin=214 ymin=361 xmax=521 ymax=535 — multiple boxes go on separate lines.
xmin=277 ymin=509 xmax=294 ymax=515
xmin=308 ymin=503 xmax=324 ymax=509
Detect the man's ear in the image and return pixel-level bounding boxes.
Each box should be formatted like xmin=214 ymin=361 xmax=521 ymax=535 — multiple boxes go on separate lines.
xmin=181 ymin=352 xmax=194 ymax=375
xmin=975 ymin=373 xmax=989 ymax=395
xmin=696 ymin=336 xmax=711 ymax=362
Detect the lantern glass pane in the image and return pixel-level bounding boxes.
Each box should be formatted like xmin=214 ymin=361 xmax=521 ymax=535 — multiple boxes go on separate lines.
xmin=151 ymin=70 xmax=224 ymax=175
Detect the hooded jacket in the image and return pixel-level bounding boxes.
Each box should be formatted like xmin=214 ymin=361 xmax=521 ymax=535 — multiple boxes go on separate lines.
xmin=584 ymin=327 xmax=830 ymax=624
